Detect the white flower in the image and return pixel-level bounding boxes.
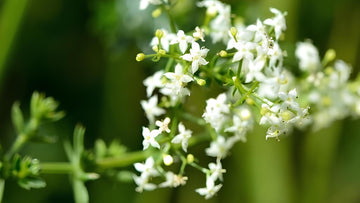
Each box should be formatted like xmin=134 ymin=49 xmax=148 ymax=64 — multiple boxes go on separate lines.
xmin=171 ymin=122 xmax=192 ymax=152
xmin=170 ymin=30 xmax=194 ymax=53
xmin=202 ymin=93 xmax=230 ymax=132
xmin=209 ymin=159 xmax=226 ymax=181
xmin=205 ymin=135 xmax=238 ymax=159
xmin=181 ymin=42 xmax=209 ymax=74
xmin=232 ymin=41 xmax=256 ymax=63
xmin=143 ymin=70 xmax=164 ymax=97
xmin=195 ymin=176 xmax=222 ymax=199
xmin=225 ymin=107 xmax=253 ymax=142
xmin=295 ymin=41 xmax=321 ymax=72
xmin=142 ymin=127 xmax=161 ymax=150
xmin=139 ymin=0 xmax=162 ymax=10
xmin=247 ymin=19 xmax=267 ymax=42
xmin=141 ymin=95 xmax=165 ymax=124
xmin=244 ymin=58 xmax=266 ymax=83
xmin=163 ymin=63 xmax=194 ymax=94
xmin=150 ymin=29 xmax=175 ymax=52
xmin=155 ymin=117 xmax=171 ymax=133
xmin=193 ymin=26 xmax=205 ymax=42
xmin=133 ymin=175 xmax=157 ymax=193
xmin=264 ymin=8 xmax=287 ymax=40
xmin=159 ymin=172 xmax=188 ymax=188
xmin=134 ymin=157 xmax=159 ymax=178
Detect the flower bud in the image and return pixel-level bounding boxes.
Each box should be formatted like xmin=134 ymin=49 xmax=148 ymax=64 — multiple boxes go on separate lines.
xmin=196 ymin=78 xmax=206 ymax=86
xmin=158 ymin=49 xmax=166 ymax=55
xmin=155 ymin=29 xmax=164 ymax=39
xmin=152 ymin=8 xmax=162 ymax=18
xmin=187 ymin=154 xmax=194 ymax=163
xmin=163 ymin=154 xmax=173 ymax=166
xmin=218 ymin=50 xmax=227 ymax=57
xmin=136 ymin=53 xmax=145 ymax=62
xmin=230 ymin=27 xmax=238 ymax=37
xmin=323 ymin=49 xmax=336 ymax=64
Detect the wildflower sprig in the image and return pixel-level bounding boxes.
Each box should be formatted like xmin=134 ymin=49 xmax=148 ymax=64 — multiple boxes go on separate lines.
xmin=134 ymin=0 xmax=360 ymax=199
xmin=1 ymin=0 xmax=359 ymax=202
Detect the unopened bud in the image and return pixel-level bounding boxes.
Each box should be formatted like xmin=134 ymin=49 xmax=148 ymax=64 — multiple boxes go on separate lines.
xmin=187 ymin=154 xmax=194 ymax=163
xmin=163 ymin=154 xmax=173 ymax=166
xmin=152 ymin=8 xmax=162 ymax=18
xmin=155 ymin=29 xmax=164 ymax=39
xmin=324 ymin=49 xmax=336 ymax=63
xmin=136 ymin=53 xmax=145 ymax=61
xmin=158 ymin=49 xmax=166 ymax=55
xmin=196 ymin=78 xmax=206 ymax=86
xmin=246 ymin=98 xmax=255 ymax=105
xmin=219 ymin=50 xmax=228 ymax=57
xmin=152 ymin=45 xmax=159 ymax=52
xmin=230 ymin=27 xmax=238 ymax=37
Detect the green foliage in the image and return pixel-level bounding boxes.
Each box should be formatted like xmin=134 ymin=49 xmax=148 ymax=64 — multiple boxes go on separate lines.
xmin=11 ymin=155 xmax=46 ymax=190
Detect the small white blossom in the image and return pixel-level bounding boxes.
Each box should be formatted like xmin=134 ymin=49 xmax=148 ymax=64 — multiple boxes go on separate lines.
xmin=170 ymin=30 xmax=194 ymax=53
xmin=134 ymin=157 xmax=159 ymax=178
xmin=142 ymin=127 xmax=161 ymax=150
xmin=171 ymin=122 xmax=192 ymax=152
xmin=139 ymin=0 xmax=162 ymax=10
xmin=143 ymin=70 xmax=164 ymax=97
xmin=264 ymin=8 xmax=287 ymax=40
xmin=247 ymin=19 xmax=267 ymax=42
xmin=181 ymin=42 xmax=209 ymax=74
xmin=141 ymin=95 xmax=165 ymax=124
xmin=205 ymin=135 xmax=238 ymax=159
xmin=133 ymin=175 xmax=157 ymax=193
xmin=150 ymin=29 xmax=175 ymax=52
xmin=295 ymin=41 xmax=321 ymax=73
xmin=155 ymin=117 xmax=171 ymax=133
xmin=193 ymin=26 xmax=205 ymax=42
xmin=232 ymin=41 xmax=256 ymax=63
xmin=209 ymin=159 xmax=226 ymax=181
xmin=244 ymin=59 xmax=266 ymax=83
xmin=195 ymin=176 xmax=222 ymax=199
xmin=159 ymin=172 xmax=188 ymax=188
xmin=203 ymin=93 xmax=230 ymax=132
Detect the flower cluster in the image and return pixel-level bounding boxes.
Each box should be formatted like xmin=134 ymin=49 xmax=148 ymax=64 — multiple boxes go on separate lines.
xmin=134 ymin=0 xmax=360 ymax=199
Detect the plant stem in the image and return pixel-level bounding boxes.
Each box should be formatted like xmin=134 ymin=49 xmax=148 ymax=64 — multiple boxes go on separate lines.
xmin=164 ymin=6 xmax=176 ymax=33
xmin=0 ymin=179 xmax=5 ymax=203
xmin=96 ymin=150 xmax=152 ymax=169
xmin=40 ymin=162 xmax=74 ymax=174
xmin=4 ymin=134 xmax=28 ymax=160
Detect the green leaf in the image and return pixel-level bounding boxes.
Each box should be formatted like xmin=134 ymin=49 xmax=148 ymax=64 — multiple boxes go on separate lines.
xmin=18 ymin=177 xmax=46 ymax=190
xmin=73 ymin=179 xmax=89 ymax=203
xmin=73 ymin=124 xmax=86 ymax=157
xmin=11 ymin=102 xmax=24 ymax=134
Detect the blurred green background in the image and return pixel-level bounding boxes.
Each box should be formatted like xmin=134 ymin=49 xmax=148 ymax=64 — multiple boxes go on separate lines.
xmin=0 ymin=0 xmax=359 ymax=202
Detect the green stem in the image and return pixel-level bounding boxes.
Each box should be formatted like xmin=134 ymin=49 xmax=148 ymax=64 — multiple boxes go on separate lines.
xmin=40 ymin=162 xmax=73 ymax=174
xmin=0 ymin=179 xmax=5 ymax=203
xmin=164 ymin=6 xmax=176 ymax=33
xmin=96 ymin=150 xmax=152 ymax=169
xmin=178 ymin=112 xmax=206 ymax=126
xmin=234 ymin=81 xmax=259 ymax=106
xmin=4 ymin=134 xmax=28 ymax=160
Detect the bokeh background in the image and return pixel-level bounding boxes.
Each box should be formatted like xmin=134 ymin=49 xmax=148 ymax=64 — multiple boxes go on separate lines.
xmin=0 ymin=0 xmax=359 ymax=202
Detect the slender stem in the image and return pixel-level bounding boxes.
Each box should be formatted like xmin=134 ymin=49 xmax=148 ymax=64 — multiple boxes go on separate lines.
xmin=164 ymin=6 xmax=176 ymax=33
xmin=40 ymin=162 xmax=73 ymax=174
xmin=178 ymin=112 xmax=206 ymax=126
xmin=96 ymin=150 xmax=152 ymax=169
xmin=234 ymin=81 xmax=259 ymax=106
xmin=0 ymin=179 xmax=5 ymax=203
xmin=4 ymin=134 xmax=27 ymax=160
